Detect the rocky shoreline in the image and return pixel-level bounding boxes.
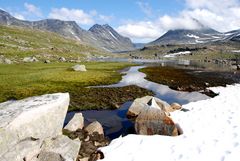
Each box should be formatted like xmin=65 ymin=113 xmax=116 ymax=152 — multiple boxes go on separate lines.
xmin=0 ymin=92 xmax=185 ymax=161
xmin=0 ymin=93 xmax=110 ymax=161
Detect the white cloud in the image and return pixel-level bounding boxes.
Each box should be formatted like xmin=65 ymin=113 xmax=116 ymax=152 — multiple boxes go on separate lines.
xmin=48 ymin=8 xmax=94 ymax=25
xmin=117 ymin=21 xmax=162 ymax=42
xmin=118 ymin=0 xmax=240 ymax=42
xmin=99 ymin=14 xmax=114 ymax=23
xmin=24 ymin=3 xmax=42 ymax=17
xmin=136 ymin=1 xmax=153 ymax=17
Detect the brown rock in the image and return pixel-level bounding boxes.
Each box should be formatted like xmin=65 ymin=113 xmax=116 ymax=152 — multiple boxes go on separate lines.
xmin=135 ymin=107 xmax=178 ymax=136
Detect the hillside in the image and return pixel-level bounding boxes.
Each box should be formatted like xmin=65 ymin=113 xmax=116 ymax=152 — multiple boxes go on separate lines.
xmin=0 ymin=9 xmax=135 ymax=52
xmin=149 ymin=28 xmax=224 ymax=45
xmin=0 ymin=25 xmax=110 ymax=62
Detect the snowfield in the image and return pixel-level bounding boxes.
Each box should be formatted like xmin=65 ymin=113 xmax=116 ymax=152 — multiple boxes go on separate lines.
xmin=100 ymin=84 xmax=240 ymax=161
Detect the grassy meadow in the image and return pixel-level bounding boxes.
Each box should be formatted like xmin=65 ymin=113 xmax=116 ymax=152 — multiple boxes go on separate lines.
xmin=0 ymin=62 xmax=153 ymax=111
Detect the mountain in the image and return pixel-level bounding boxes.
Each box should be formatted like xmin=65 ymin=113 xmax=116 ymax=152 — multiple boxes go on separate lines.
xmin=0 ymin=25 xmax=110 ymax=62
xmin=0 ymin=9 xmax=135 ymax=52
xmin=88 ymin=24 xmax=134 ymax=52
xmin=224 ymin=29 xmax=240 ymax=42
xmin=149 ymin=28 xmax=224 ymax=45
xmin=133 ymin=43 xmax=146 ymax=49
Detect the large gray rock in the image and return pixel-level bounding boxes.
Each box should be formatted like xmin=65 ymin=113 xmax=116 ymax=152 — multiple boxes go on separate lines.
xmin=127 ymin=96 xmax=172 ymax=118
xmin=85 ymin=121 xmax=104 ymax=135
xmin=71 ymin=64 xmax=87 ymax=72
xmin=40 ymin=135 xmax=81 ymax=161
xmin=0 ymin=93 xmax=70 ymax=159
xmin=64 ymin=113 xmax=84 ymax=132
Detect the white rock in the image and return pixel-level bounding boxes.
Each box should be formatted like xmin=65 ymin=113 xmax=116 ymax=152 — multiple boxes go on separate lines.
xmin=64 ymin=113 xmax=84 ymax=131
xmin=0 ymin=93 xmax=69 ymax=157
xmin=85 ymin=121 xmax=104 ymax=135
xmin=40 ymin=135 xmax=81 ymax=161
xmin=4 ymin=58 xmax=12 ymax=64
xmin=127 ymin=96 xmax=172 ymax=117
xmin=23 ymin=56 xmax=38 ymax=62
xmin=59 ymin=57 xmax=66 ymax=62
xmin=0 ymin=139 xmax=41 ymax=161
xmin=72 ymin=64 xmax=87 ymax=72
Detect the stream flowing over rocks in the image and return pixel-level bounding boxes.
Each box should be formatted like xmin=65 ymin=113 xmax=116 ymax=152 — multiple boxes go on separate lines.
xmin=96 ymin=66 xmax=209 ymax=104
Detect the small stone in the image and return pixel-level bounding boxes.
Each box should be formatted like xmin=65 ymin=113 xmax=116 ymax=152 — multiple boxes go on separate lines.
xmin=94 ymin=141 xmax=102 ymax=147
xmin=171 ymin=103 xmax=182 ymax=110
xmin=85 ymin=121 xmax=104 ymax=135
xmin=44 ymin=60 xmax=50 ymax=64
xmin=4 ymin=58 xmax=12 ymax=64
xmin=64 ymin=113 xmax=84 ymax=132
xmin=23 ymin=56 xmax=38 ymax=62
xmin=72 ymin=64 xmax=87 ymax=72
xmin=84 ymin=136 xmax=90 ymax=142
xmin=59 ymin=57 xmax=66 ymax=62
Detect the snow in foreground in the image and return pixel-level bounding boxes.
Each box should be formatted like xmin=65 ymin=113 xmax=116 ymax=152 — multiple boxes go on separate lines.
xmin=100 ymin=84 xmax=240 ymax=161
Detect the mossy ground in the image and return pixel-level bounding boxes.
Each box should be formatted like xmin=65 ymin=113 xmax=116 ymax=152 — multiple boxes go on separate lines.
xmin=0 ymin=62 xmax=153 ymax=111
xmin=140 ymin=66 xmax=237 ymax=93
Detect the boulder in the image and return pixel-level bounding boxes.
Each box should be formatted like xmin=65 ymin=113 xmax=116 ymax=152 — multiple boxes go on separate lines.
xmin=72 ymin=64 xmax=87 ymax=72
xmin=4 ymin=58 xmax=12 ymax=64
xmin=40 ymin=135 xmax=81 ymax=161
xmin=135 ymin=107 xmax=178 ymax=136
xmin=64 ymin=113 xmax=84 ymax=132
xmin=59 ymin=57 xmax=66 ymax=62
xmin=23 ymin=56 xmax=38 ymax=62
xmin=127 ymin=96 xmax=172 ymax=118
xmin=44 ymin=60 xmax=51 ymax=64
xmin=0 ymin=93 xmax=70 ymax=160
xmin=85 ymin=121 xmax=104 ymax=135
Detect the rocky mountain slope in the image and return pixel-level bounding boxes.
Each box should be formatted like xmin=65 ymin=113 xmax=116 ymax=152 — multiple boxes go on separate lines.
xmin=89 ymin=24 xmax=134 ymax=52
xmin=0 ymin=25 xmax=110 ymax=62
xmin=0 ymin=9 xmax=134 ymax=52
xmin=224 ymin=29 xmax=240 ymax=42
xmin=149 ymin=28 xmax=224 ymax=45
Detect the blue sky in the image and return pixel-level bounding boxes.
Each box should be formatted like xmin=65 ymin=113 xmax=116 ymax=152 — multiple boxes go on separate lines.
xmin=1 ymin=0 xmax=240 ymax=42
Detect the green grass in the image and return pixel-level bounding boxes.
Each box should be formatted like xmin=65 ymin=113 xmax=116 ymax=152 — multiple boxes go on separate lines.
xmin=0 ymin=25 xmax=110 ymax=61
xmin=0 ymin=62 xmax=153 ymax=110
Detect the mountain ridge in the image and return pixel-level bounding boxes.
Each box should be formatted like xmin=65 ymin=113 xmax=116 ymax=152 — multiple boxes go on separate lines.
xmin=0 ymin=9 xmax=135 ymax=52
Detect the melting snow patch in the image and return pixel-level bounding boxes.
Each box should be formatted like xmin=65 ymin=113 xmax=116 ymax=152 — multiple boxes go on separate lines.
xmin=109 ymin=31 xmax=117 ymax=40
xmin=186 ymin=34 xmax=200 ymax=39
xmin=164 ymin=51 xmax=191 ymax=58
xmin=100 ymin=84 xmax=240 ymax=161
